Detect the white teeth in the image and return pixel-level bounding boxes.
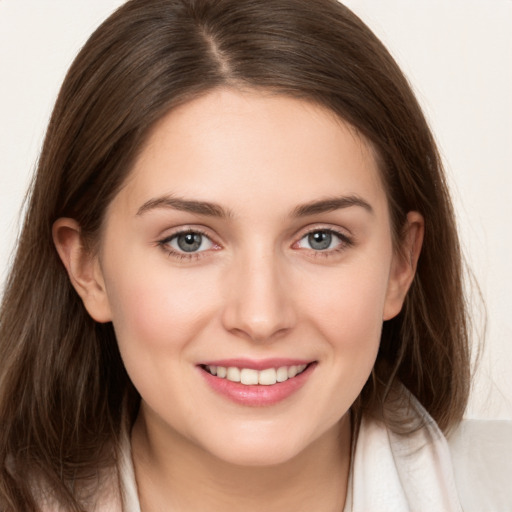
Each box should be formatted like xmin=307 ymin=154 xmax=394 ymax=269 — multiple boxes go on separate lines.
xmin=288 ymin=365 xmax=298 ymax=378
xmin=258 ymin=368 xmax=277 ymax=385
xmin=276 ymin=366 xmax=289 ymax=382
xmin=205 ymin=363 xmax=309 ymax=385
xmin=240 ymin=368 xmax=259 ymax=385
xmin=226 ymin=367 xmax=240 ymax=382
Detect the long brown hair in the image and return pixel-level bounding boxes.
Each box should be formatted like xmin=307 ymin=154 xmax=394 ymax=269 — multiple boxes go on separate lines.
xmin=0 ymin=0 xmax=471 ymax=509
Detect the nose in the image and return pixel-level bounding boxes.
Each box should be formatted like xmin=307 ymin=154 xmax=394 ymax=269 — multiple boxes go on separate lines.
xmin=221 ymin=249 xmax=297 ymax=343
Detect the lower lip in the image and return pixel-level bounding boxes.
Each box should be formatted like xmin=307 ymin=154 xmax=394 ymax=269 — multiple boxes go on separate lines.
xmin=198 ymin=363 xmax=316 ymax=406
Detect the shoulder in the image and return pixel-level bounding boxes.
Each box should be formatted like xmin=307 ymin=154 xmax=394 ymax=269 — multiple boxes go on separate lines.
xmin=447 ymin=419 xmax=512 ymax=512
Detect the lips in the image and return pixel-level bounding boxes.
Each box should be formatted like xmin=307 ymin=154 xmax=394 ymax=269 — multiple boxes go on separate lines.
xmin=198 ymin=359 xmax=316 ymax=406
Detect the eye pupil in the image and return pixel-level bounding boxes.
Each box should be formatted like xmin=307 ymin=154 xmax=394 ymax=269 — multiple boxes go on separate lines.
xmin=177 ymin=233 xmax=202 ymax=252
xmin=308 ymin=231 xmax=332 ymax=250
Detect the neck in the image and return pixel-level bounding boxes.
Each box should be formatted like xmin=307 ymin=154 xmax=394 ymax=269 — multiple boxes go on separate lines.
xmin=131 ymin=409 xmax=352 ymax=512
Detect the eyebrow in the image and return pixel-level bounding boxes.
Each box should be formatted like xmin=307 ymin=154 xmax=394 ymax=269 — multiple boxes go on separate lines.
xmin=136 ymin=196 xmax=230 ymax=217
xmin=136 ymin=194 xmax=373 ymax=218
xmin=292 ymin=195 xmax=374 ymax=217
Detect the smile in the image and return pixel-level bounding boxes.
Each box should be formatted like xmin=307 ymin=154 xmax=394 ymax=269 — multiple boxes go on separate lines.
xmin=202 ymin=364 xmax=309 ymax=385
xmin=198 ymin=360 xmax=316 ymax=406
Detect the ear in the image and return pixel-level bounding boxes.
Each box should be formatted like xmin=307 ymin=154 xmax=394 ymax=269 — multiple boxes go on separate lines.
xmin=383 ymin=211 xmax=424 ymax=321
xmin=52 ymin=218 xmax=112 ymax=323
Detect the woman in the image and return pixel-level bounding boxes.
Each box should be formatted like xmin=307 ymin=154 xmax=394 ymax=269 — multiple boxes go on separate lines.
xmin=0 ymin=0 xmax=509 ymax=511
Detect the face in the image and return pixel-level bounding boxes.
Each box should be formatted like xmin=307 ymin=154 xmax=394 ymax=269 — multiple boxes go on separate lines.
xmin=79 ymin=89 xmax=417 ymax=466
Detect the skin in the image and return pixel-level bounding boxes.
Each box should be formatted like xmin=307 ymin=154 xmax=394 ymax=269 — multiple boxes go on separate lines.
xmin=54 ymin=88 xmax=423 ymax=511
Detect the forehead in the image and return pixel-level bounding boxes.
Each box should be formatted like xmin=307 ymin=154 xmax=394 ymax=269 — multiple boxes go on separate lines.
xmin=114 ymin=88 xmax=387 ymax=219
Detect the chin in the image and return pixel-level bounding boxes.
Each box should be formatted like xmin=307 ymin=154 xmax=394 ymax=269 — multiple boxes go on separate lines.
xmin=195 ymin=420 xmax=326 ymax=468
xmin=209 ymin=440 xmax=306 ymax=467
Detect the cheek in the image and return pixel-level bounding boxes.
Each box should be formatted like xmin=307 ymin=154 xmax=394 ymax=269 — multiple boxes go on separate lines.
xmin=297 ymin=252 xmax=392 ymax=392
xmin=280 ymin=255 xmax=392 ymax=435
xmin=104 ymin=262 xmax=221 ymax=358
xmin=103 ymin=264 xmax=223 ymax=426
xmin=301 ymin=259 xmax=390 ymax=345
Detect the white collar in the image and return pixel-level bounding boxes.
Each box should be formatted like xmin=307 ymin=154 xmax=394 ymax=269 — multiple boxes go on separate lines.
xmin=344 ymin=393 xmax=461 ymax=511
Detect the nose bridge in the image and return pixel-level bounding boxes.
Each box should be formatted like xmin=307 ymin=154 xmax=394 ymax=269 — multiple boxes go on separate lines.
xmin=222 ymin=244 xmax=295 ymax=342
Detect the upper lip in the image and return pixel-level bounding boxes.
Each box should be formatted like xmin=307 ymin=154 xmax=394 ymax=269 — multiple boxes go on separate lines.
xmin=198 ymin=358 xmax=315 ymax=371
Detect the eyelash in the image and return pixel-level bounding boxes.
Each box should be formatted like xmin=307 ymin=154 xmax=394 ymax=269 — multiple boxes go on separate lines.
xmin=157 ymin=227 xmax=354 ymax=261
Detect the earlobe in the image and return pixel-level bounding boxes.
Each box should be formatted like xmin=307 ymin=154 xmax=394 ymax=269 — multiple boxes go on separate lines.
xmin=383 ymin=211 xmax=424 ymax=321
xmin=52 ymin=218 xmax=112 ymax=323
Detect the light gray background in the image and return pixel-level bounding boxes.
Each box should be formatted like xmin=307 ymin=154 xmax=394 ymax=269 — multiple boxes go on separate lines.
xmin=1 ymin=0 xmax=511 ymax=419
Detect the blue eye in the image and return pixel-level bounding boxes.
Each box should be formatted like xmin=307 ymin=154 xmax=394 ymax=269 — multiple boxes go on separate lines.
xmin=297 ymin=230 xmax=346 ymax=251
xmin=166 ymin=232 xmax=214 ymax=253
